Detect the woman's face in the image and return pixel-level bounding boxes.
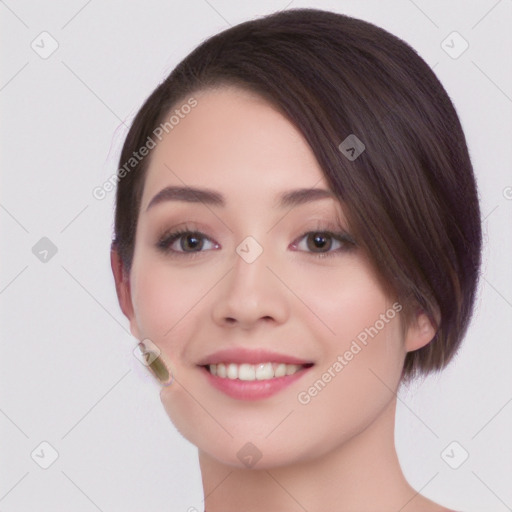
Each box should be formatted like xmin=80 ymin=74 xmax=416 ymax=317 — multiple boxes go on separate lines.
xmin=123 ymin=86 xmax=416 ymax=468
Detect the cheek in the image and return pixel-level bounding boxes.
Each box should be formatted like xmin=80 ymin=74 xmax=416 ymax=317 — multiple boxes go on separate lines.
xmin=131 ymin=257 xmax=209 ymax=338
xmin=288 ymin=315 xmax=405 ymax=461
xmin=292 ymin=259 xmax=403 ymax=355
xmin=131 ymin=270 xmax=174 ymax=337
xmin=292 ymin=264 xmax=405 ymax=429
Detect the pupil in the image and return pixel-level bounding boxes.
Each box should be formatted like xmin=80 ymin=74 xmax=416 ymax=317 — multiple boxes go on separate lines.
xmin=310 ymin=232 xmax=330 ymax=251
xmin=183 ymin=234 xmax=201 ymax=251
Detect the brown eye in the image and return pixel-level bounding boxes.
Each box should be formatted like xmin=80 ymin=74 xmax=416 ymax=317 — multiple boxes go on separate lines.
xmin=292 ymin=230 xmax=356 ymax=259
xmin=306 ymin=232 xmax=334 ymax=252
xmin=179 ymin=233 xmax=204 ymax=251
xmin=157 ymin=229 xmax=218 ymax=255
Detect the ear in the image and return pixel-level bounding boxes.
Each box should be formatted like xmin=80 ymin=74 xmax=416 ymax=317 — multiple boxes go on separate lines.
xmin=110 ymin=245 xmax=140 ymax=339
xmin=404 ymin=309 xmax=437 ymax=352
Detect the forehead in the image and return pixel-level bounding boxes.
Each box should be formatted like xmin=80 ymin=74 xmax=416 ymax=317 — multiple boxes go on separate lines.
xmin=140 ymin=86 xmax=333 ymax=211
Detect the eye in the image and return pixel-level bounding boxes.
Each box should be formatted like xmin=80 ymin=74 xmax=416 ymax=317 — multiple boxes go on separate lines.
xmin=156 ymin=228 xmax=218 ymax=256
xmin=292 ymin=230 xmax=355 ymax=258
xmin=156 ymin=226 xmax=356 ymax=259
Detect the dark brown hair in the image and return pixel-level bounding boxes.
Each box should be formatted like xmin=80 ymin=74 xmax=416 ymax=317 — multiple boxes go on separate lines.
xmin=112 ymin=8 xmax=482 ymax=380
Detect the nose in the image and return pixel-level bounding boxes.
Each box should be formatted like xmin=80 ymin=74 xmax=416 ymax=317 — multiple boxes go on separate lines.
xmin=211 ymin=243 xmax=289 ymax=330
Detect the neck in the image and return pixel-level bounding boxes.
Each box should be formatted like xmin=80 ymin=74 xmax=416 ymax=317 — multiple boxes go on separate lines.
xmin=198 ymin=397 xmax=429 ymax=512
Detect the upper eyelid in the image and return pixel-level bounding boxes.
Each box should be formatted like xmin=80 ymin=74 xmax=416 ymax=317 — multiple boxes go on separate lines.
xmin=159 ymin=226 xmax=347 ymax=241
xmin=158 ymin=227 xmax=354 ymax=252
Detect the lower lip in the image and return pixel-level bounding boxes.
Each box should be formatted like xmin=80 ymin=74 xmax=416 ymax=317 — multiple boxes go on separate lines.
xmin=200 ymin=365 xmax=313 ymax=401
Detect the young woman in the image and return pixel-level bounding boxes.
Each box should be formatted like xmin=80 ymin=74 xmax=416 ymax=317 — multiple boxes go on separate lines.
xmin=110 ymin=8 xmax=481 ymax=511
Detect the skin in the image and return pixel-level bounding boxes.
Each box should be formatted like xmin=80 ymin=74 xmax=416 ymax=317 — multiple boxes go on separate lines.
xmin=112 ymin=86 xmax=455 ymax=511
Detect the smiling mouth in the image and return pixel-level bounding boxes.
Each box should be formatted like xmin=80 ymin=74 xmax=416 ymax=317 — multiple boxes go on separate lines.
xmin=201 ymin=362 xmax=314 ymax=381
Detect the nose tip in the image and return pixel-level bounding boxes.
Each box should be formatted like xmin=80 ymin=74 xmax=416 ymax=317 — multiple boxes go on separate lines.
xmin=212 ymin=248 xmax=289 ymax=329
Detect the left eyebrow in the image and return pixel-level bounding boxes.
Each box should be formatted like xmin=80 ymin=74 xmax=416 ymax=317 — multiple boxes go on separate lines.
xmin=145 ymin=186 xmax=336 ymax=212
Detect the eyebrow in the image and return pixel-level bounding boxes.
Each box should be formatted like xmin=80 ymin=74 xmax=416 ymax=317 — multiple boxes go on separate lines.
xmin=145 ymin=185 xmax=336 ymax=212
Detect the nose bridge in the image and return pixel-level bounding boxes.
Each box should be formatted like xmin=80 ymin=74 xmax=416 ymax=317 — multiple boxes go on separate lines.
xmin=230 ymin=235 xmax=272 ymax=303
xmin=211 ymin=233 xmax=288 ymax=327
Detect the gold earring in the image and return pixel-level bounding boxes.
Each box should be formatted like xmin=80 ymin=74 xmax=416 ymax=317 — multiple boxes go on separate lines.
xmin=137 ymin=340 xmax=173 ymax=386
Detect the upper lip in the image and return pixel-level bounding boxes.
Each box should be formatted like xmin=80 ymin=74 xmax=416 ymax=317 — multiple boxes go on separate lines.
xmin=197 ymin=347 xmax=314 ymax=366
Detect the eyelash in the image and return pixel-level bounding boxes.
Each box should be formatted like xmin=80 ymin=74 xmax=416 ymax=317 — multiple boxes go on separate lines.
xmin=156 ymin=224 xmax=356 ymax=260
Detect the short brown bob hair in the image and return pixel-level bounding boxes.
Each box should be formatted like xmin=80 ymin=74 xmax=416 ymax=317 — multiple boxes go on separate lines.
xmin=112 ymin=8 xmax=482 ymax=380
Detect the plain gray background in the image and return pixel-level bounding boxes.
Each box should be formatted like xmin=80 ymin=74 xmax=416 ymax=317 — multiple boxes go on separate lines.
xmin=1 ymin=1 xmax=511 ymax=511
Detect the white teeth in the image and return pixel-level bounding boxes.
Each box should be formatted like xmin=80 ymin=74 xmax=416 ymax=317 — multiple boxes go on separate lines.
xmin=255 ymin=363 xmax=273 ymax=380
xmin=239 ymin=363 xmax=256 ymax=381
xmin=208 ymin=362 xmax=305 ymax=380
xmin=227 ymin=363 xmax=238 ymax=379
xmin=217 ymin=363 xmax=227 ymax=378
xmin=285 ymin=364 xmax=297 ymax=375
xmin=275 ymin=363 xmax=287 ymax=377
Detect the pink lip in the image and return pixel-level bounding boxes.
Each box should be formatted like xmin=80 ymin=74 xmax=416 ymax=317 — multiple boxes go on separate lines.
xmin=196 ymin=347 xmax=314 ymax=366
xmin=200 ymin=365 xmax=313 ymax=401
